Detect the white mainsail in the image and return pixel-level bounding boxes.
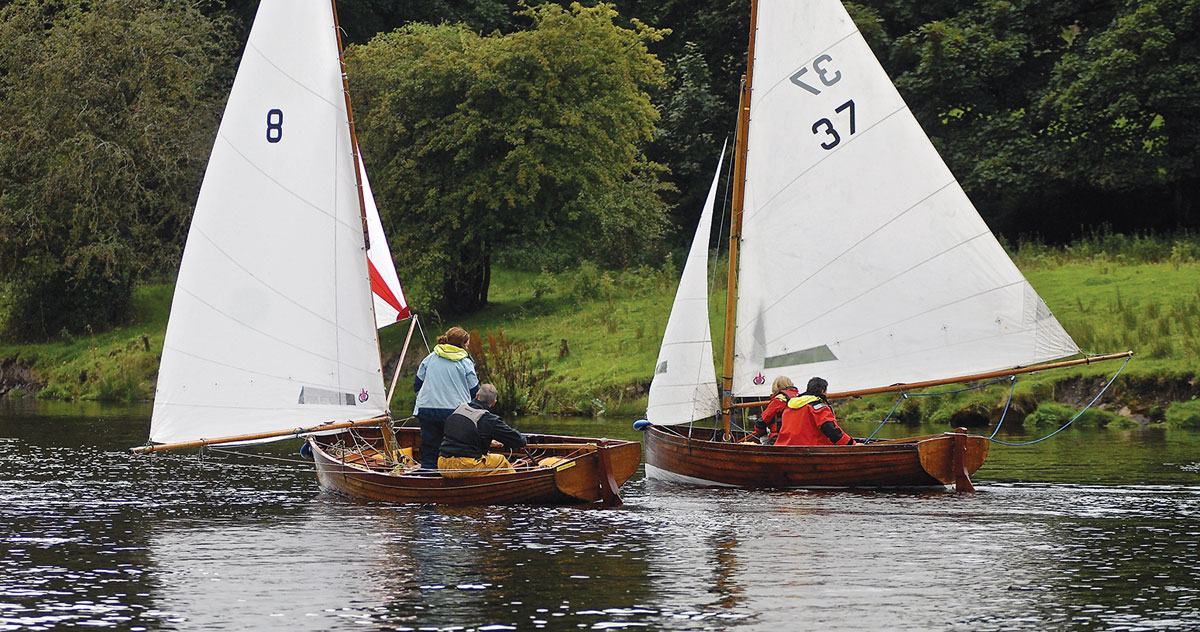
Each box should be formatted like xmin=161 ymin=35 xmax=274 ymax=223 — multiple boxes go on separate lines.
xmin=646 ymin=147 xmax=726 ymax=425
xmin=730 ymin=0 xmax=1078 ymax=398
xmin=361 ymin=152 xmax=409 ymax=328
xmin=150 ymin=0 xmax=388 ymax=445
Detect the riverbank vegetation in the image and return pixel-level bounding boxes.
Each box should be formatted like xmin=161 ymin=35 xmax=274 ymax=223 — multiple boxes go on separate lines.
xmin=5 ymin=235 xmax=1194 ymax=431
xmin=1 ymin=2 xmax=1198 ymax=430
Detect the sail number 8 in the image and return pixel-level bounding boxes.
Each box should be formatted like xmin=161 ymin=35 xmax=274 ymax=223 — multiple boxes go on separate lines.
xmin=266 ymin=109 xmax=284 ymax=143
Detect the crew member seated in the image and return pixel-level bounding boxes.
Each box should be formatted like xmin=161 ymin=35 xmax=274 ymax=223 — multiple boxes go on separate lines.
xmin=775 ymin=377 xmax=857 ymax=446
xmin=745 ymin=376 xmax=799 ymax=444
xmin=438 ymin=383 xmax=528 ymax=477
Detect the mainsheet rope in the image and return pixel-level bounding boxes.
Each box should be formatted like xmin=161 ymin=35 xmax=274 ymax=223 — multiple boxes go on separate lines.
xmin=988 ymin=354 xmax=1132 ymax=446
xmin=860 ymin=355 xmax=1132 ymax=446
xmin=864 ymin=375 xmax=1015 ymax=441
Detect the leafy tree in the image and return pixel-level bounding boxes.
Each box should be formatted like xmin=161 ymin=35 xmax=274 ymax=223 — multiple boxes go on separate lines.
xmin=886 ymin=1 xmax=1103 ymax=198
xmin=346 ymin=3 xmax=669 ymax=314
xmin=875 ymin=0 xmax=1198 ymax=236
xmin=609 ymin=0 xmax=747 ymax=239
xmin=0 ymin=0 xmax=236 ymax=340
xmin=647 ymin=42 xmax=728 ymax=235
xmin=1040 ymin=0 xmax=1200 ymax=226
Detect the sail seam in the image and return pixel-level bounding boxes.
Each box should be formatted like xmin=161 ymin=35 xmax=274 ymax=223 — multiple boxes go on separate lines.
xmin=830 ymin=279 xmax=1027 ymax=346
xmin=155 ymin=400 xmax=383 ymax=412
xmin=212 ymin=133 xmax=363 ymax=234
xmin=754 ymin=30 xmax=861 ymax=104
xmin=743 ymin=105 xmax=909 ymax=226
xmin=763 ymin=229 xmax=995 ymax=346
xmin=177 ymin=250 xmax=376 ymax=350
xmin=245 ymin=40 xmax=342 ymax=111
xmin=744 ymin=178 xmax=957 ymax=331
xmin=161 ymin=342 xmax=380 ymax=389
xmin=786 ymin=324 xmax=1071 ymax=374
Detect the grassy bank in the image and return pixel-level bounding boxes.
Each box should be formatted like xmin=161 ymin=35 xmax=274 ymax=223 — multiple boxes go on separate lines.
xmin=401 ymin=257 xmax=1198 ymax=425
xmin=3 ymin=238 xmax=1199 ymax=427
xmin=0 ymin=284 xmax=171 ymax=402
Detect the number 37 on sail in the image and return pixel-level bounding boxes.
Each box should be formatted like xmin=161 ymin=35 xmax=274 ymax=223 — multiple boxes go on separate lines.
xmin=639 ymin=0 xmax=1130 ymax=491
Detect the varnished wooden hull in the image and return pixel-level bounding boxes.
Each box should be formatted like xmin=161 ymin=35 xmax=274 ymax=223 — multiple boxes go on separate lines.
xmin=310 ymin=426 xmax=640 ymax=505
xmin=643 ymin=426 xmax=987 ymax=490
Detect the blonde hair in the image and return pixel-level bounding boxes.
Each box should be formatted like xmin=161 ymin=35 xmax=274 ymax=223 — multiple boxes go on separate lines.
xmin=437 ymin=326 xmax=470 ymax=348
xmin=771 ymin=376 xmax=795 ymax=394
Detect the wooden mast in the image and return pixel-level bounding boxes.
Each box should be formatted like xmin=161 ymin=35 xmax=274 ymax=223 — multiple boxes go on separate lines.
xmin=720 ymin=0 xmax=760 ymax=440
xmin=332 ymin=0 xmax=400 ymax=435
xmin=331 ymin=0 xmax=370 ymax=250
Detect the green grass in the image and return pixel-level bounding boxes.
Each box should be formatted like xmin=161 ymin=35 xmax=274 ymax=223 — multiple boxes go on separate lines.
xmin=1165 ymin=399 xmax=1200 ymax=429
xmin=387 ymin=263 xmax=688 ymax=416
xmin=3 ymin=242 xmax=1198 ymax=421
xmin=1026 ymin=263 xmax=1200 ymax=368
xmin=0 ymin=284 xmax=171 ymax=401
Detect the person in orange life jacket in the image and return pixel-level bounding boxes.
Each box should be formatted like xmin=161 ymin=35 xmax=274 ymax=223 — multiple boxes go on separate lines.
xmin=775 ymin=377 xmax=857 ymax=446
xmin=438 ymin=384 xmax=528 ymax=477
xmin=413 ymin=326 xmax=480 ymax=473
xmin=745 ymin=376 xmax=799 ymax=445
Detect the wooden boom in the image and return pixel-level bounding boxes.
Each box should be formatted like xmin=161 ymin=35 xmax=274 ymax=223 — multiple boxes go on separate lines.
xmin=130 ymin=414 xmax=390 ymax=454
xmin=732 ymin=351 xmax=1133 ymax=409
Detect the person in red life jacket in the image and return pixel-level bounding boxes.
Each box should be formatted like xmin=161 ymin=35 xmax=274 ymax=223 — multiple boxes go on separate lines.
xmin=745 ymin=376 xmax=798 ymax=444
xmin=775 ymin=377 xmax=857 ymax=446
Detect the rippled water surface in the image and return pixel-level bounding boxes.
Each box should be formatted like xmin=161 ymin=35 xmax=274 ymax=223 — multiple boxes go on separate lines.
xmin=2 ymin=401 xmax=1199 ymax=631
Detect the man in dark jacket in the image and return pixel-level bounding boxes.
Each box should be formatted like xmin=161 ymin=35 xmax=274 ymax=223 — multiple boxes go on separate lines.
xmin=437 ymin=384 xmax=528 ymax=477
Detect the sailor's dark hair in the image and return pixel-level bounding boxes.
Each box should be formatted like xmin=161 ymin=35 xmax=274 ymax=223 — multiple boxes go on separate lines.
xmin=805 ymin=377 xmax=829 ymax=402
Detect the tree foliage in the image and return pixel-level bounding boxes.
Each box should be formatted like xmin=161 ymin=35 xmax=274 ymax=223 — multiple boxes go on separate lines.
xmin=881 ymin=0 xmax=1200 ymax=237
xmin=346 ymin=3 xmax=670 ymax=314
xmin=0 ymin=0 xmax=236 ymax=341
xmin=3 ymin=0 xmax=1197 ymax=339
xmin=1041 ymin=0 xmax=1200 ymax=198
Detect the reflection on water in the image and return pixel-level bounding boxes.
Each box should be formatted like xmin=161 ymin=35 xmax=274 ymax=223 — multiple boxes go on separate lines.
xmin=2 ymin=401 xmax=1199 ymax=630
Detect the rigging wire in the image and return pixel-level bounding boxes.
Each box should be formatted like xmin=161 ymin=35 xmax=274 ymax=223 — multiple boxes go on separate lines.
xmin=415 ymin=314 xmax=432 ymax=355
xmin=988 ymin=376 xmax=1018 ymax=440
xmin=857 ymin=355 xmax=1131 ymax=447
xmin=988 ymin=354 xmax=1131 ymax=446
xmin=205 ymin=446 xmax=314 ymax=466
xmin=864 ymin=375 xmax=1014 ymax=441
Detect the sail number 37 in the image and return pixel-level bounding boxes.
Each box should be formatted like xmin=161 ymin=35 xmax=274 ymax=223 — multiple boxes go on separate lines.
xmin=790 ymin=55 xmax=856 ymax=150
xmin=813 ymin=100 xmax=855 ymax=150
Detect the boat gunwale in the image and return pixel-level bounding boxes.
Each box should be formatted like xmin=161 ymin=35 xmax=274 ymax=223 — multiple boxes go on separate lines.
xmin=308 ymin=428 xmax=641 ymax=504
xmin=642 ymin=424 xmax=973 ymax=454
xmin=642 ymin=424 xmax=987 ymax=489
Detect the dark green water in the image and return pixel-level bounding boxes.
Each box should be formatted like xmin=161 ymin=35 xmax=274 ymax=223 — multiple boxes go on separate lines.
xmin=2 ymin=401 xmax=1199 ymax=630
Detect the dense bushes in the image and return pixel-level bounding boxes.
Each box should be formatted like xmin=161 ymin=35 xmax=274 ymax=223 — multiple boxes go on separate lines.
xmin=0 ymin=0 xmax=236 ymax=341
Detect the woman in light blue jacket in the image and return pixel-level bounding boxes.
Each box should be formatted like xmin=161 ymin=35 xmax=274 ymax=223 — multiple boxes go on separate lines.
xmin=413 ymin=326 xmax=479 ymax=472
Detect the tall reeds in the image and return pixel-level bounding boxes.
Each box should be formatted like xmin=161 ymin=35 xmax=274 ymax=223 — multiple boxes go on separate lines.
xmin=468 ymin=328 xmax=554 ymax=417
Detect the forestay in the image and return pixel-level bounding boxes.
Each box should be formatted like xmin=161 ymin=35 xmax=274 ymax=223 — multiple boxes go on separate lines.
xmin=150 ymin=0 xmax=387 ymax=445
xmin=646 ymin=148 xmax=725 ymax=425
xmin=731 ymin=0 xmax=1078 ymax=398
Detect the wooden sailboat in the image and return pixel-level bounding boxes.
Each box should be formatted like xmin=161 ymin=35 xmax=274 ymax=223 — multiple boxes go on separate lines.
xmin=640 ymin=0 xmax=1127 ymax=490
xmin=133 ymin=0 xmax=639 ymax=505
